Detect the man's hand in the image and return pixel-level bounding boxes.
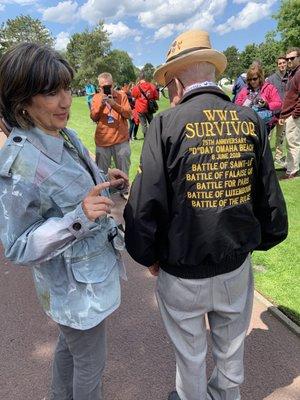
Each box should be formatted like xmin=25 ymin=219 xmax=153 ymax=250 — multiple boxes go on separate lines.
xmin=106 ymin=96 xmax=117 ymax=107
xmin=101 ymin=95 xmax=108 ymax=106
xmin=108 ymin=168 xmax=129 ymax=191
xmin=82 ymin=182 xmax=114 ymax=221
xmin=148 ymin=262 xmax=160 ymax=276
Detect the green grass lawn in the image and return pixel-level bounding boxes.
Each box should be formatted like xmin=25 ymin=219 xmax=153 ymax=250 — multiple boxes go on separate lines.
xmin=68 ymin=95 xmax=300 ymax=325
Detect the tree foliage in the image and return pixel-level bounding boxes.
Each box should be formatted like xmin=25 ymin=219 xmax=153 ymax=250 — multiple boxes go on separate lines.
xmin=0 ymin=15 xmax=54 ymax=56
xmin=223 ymin=46 xmax=242 ymax=81
xmin=104 ymin=50 xmax=136 ymax=86
xmin=239 ymin=44 xmax=260 ymax=71
xmin=274 ymin=0 xmax=300 ymax=48
xmin=257 ymin=31 xmax=284 ymax=76
xmin=66 ymin=22 xmax=111 ymax=88
xmin=66 ymin=22 xmax=135 ymax=89
xmin=141 ymin=63 xmax=155 ymax=82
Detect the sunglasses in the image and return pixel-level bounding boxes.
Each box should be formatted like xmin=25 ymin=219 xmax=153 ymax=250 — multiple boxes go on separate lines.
xmin=161 ymin=78 xmax=175 ymax=99
xmin=160 ymin=77 xmax=184 ymax=99
xmin=248 ymin=77 xmax=259 ymax=82
xmin=286 ymin=56 xmax=298 ymax=62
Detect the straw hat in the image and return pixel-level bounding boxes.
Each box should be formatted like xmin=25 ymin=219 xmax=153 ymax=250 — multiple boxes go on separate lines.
xmin=154 ymin=30 xmax=227 ymax=85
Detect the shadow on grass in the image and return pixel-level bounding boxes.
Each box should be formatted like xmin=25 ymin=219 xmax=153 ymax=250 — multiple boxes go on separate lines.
xmin=277 ymin=305 xmax=300 ymax=326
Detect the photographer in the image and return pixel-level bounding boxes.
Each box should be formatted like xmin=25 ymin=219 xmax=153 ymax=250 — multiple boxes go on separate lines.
xmin=91 ymin=72 xmax=132 ymax=197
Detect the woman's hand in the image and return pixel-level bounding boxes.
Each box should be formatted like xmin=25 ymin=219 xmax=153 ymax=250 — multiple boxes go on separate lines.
xmin=108 ymin=168 xmax=129 ymax=191
xmin=258 ymin=99 xmax=268 ymax=109
xmin=82 ymin=182 xmax=114 ymax=221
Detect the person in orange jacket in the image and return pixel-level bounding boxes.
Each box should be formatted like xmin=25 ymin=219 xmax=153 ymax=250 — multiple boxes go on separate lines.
xmin=90 ymin=73 xmax=132 ymax=197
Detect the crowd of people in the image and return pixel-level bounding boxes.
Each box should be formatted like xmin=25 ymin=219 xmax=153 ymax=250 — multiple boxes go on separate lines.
xmin=231 ymin=49 xmax=300 ymax=179
xmin=0 ymin=29 xmax=297 ymax=400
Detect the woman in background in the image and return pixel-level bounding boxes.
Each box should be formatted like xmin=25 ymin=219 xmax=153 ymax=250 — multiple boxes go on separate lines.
xmin=235 ymin=65 xmax=282 ymax=133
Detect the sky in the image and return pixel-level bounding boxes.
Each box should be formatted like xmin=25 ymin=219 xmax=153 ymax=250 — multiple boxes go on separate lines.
xmin=0 ymin=0 xmax=281 ymax=68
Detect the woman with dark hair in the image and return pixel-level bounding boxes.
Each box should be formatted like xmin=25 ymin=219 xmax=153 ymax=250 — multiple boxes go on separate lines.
xmin=235 ymin=65 xmax=282 ymax=133
xmin=0 ymin=43 xmax=128 ymax=400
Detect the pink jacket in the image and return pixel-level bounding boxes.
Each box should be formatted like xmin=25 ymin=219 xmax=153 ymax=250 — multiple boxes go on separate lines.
xmin=235 ymin=82 xmax=282 ymax=112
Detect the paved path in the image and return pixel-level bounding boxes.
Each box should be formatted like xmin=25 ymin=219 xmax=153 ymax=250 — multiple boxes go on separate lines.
xmin=0 ymin=194 xmax=299 ymax=400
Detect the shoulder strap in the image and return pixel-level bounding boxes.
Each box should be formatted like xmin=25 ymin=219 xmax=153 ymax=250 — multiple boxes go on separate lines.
xmin=138 ymin=85 xmax=149 ymax=100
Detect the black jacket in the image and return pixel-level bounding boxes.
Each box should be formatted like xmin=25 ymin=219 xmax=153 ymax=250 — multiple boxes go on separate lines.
xmin=124 ymin=87 xmax=288 ymax=279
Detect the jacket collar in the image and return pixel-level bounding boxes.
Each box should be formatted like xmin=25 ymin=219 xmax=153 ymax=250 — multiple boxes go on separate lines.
xmin=179 ymin=86 xmax=230 ymax=105
xmin=12 ymin=126 xmax=64 ymax=164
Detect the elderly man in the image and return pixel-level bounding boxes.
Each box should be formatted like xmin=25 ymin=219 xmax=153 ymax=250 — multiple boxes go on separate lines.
xmin=91 ymin=72 xmax=132 ymax=197
xmin=280 ymin=47 xmax=300 ymax=179
xmin=124 ymin=30 xmax=288 ymax=400
xmin=267 ymin=55 xmax=288 ymax=167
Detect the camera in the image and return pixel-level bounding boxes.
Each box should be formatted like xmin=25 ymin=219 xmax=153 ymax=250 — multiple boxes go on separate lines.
xmin=103 ymin=85 xmax=112 ymax=96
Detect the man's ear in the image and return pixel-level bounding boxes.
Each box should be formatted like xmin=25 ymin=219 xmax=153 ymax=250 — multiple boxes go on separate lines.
xmin=169 ymin=77 xmax=184 ymax=107
xmin=174 ymin=77 xmax=184 ymax=99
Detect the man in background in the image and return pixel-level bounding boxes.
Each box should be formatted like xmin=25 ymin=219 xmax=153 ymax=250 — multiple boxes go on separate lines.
xmin=131 ymin=72 xmax=159 ymax=137
xmin=124 ymin=30 xmax=287 ymax=400
xmin=90 ymin=72 xmax=132 ymax=197
xmin=231 ymin=72 xmax=247 ymax=102
xmin=280 ymin=47 xmax=300 ymax=179
xmin=267 ymin=55 xmax=288 ymax=168
xmin=85 ymin=81 xmax=96 ymax=109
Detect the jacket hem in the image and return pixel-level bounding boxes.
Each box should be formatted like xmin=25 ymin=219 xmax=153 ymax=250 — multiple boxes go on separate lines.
xmin=160 ymin=253 xmax=248 ymax=279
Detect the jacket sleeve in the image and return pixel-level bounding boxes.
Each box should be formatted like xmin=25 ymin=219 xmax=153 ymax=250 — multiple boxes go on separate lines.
xmin=90 ymin=94 xmax=105 ymax=122
xmin=0 ymin=177 xmax=95 ymax=266
xmin=124 ymin=115 xmax=169 ymax=266
xmin=111 ymin=93 xmax=132 ymax=119
xmin=265 ymin=84 xmax=282 ymax=111
xmin=253 ymin=119 xmax=288 ymax=250
xmin=235 ymin=88 xmax=247 ymax=106
xmin=131 ymin=85 xmax=140 ymax=99
xmin=292 ymin=72 xmax=300 ymax=118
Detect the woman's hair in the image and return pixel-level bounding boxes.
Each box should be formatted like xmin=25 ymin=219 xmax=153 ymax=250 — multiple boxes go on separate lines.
xmin=246 ymin=65 xmax=264 ymax=88
xmin=0 ymin=42 xmax=74 ymax=129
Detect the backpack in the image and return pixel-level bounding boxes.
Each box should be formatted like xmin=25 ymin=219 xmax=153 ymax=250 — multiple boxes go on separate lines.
xmin=138 ymin=85 xmax=158 ymax=114
xmin=147 ymin=98 xmax=159 ymax=114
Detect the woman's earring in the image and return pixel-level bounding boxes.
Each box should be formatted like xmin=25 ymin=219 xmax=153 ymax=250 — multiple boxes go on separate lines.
xmin=22 ymin=109 xmax=27 ymax=115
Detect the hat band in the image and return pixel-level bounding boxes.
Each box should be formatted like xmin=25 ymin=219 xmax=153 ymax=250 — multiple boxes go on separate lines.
xmin=167 ymin=46 xmax=210 ymax=62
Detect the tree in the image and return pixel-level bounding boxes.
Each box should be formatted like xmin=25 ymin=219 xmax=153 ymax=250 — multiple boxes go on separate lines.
xmin=257 ymin=31 xmax=284 ymax=76
xmin=66 ymin=22 xmax=111 ymax=89
xmin=223 ymin=46 xmax=242 ymax=81
xmin=104 ymin=49 xmax=136 ymax=86
xmin=0 ymin=15 xmax=54 ymax=56
xmin=239 ymin=43 xmax=260 ymax=71
xmin=141 ymin=63 xmax=155 ymax=82
xmin=274 ymin=0 xmax=300 ymax=48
